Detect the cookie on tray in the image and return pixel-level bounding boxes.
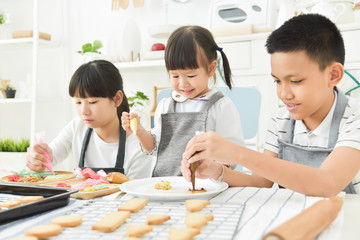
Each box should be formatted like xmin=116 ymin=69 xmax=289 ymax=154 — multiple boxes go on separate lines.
xmin=0 ymin=200 xmax=21 ymax=208
xmin=168 ymin=227 xmax=200 ymax=240
xmin=126 ymin=224 xmax=153 ymax=237
xmin=26 ymin=224 xmax=62 ymax=238
xmin=51 ymin=215 xmax=82 ymax=227
xmin=92 ymin=211 xmax=130 ymax=232
xmin=118 ymin=198 xmax=147 ymax=213
xmin=146 ymin=214 xmax=171 ymax=225
xmin=18 ymin=196 xmax=44 ymax=203
xmin=185 ymin=199 xmax=210 ymax=212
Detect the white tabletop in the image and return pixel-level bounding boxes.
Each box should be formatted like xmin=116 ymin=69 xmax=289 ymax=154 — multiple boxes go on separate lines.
xmin=0 ymin=186 xmax=358 ymax=240
xmin=339 ymin=194 xmax=360 ymax=239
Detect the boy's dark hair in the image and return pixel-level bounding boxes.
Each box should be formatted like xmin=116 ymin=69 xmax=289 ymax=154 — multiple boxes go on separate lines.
xmin=69 ymin=60 xmax=129 ymax=119
xmin=266 ymin=14 xmax=345 ymax=70
xmin=165 ymin=25 xmax=233 ymax=89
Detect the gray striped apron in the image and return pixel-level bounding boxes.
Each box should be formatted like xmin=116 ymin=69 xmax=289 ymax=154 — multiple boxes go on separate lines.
xmin=278 ymin=88 xmax=356 ymax=193
xmin=152 ymin=91 xmax=224 ymax=177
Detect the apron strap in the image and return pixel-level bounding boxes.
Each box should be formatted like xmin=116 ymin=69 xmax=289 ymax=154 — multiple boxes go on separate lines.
xmin=115 ymin=123 xmax=126 ymax=170
xmin=79 ymin=122 xmax=126 ymax=173
xmin=202 ymin=91 xmax=224 ymax=112
xmin=79 ymin=128 xmax=92 ymax=168
xmin=328 ymin=87 xmax=348 ymax=148
xmin=284 ymin=87 xmax=348 ymax=147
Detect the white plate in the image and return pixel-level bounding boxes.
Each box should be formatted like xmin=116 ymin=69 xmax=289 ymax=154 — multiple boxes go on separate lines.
xmin=119 ymin=177 xmax=228 ymax=201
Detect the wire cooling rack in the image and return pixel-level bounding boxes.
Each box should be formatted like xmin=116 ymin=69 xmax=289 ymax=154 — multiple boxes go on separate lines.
xmin=49 ymin=199 xmax=245 ymax=240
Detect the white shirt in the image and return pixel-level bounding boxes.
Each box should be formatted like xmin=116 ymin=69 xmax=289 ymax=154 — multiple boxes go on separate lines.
xmin=150 ymin=88 xmax=245 ymax=155
xmin=264 ymin=91 xmax=360 ymax=192
xmin=49 ymin=117 xmax=152 ymax=179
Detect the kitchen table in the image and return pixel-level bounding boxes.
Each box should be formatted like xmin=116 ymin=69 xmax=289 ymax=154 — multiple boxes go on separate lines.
xmin=0 ymin=187 xmax=359 ymax=240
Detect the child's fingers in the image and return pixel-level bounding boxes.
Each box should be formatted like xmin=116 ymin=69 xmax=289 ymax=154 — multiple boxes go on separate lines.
xmin=129 ymin=112 xmax=138 ymax=119
xmin=26 ymin=159 xmax=45 ymax=172
xmin=180 ymin=157 xmax=191 ymax=182
xmin=122 ymin=111 xmax=130 ymax=117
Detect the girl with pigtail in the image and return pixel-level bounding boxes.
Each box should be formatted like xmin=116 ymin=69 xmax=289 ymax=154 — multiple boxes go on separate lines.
xmin=122 ymin=25 xmax=245 ymax=178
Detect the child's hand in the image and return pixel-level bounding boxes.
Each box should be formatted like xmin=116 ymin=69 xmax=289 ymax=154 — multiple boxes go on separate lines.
xmin=26 ymin=143 xmax=53 ymax=172
xmin=121 ymin=112 xmax=141 ymax=135
xmin=121 ymin=112 xmax=131 ymax=131
xmin=183 ymin=131 xmax=235 ymax=165
xmin=181 ymin=155 xmax=222 ymax=182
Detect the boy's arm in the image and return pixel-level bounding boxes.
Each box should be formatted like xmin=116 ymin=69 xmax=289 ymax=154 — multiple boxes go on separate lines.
xmin=185 ymin=132 xmax=360 ymax=197
xmin=231 ymin=146 xmax=360 ymax=197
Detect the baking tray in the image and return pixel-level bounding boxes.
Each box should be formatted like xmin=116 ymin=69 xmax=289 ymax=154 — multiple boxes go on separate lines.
xmin=41 ymin=178 xmax=121 ymax=200
xmin=0 ymin=182 xmax=78 ymax=225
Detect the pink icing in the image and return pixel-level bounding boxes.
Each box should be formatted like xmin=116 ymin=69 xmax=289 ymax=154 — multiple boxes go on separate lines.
xmin=82 ymin=179 xmax=102 ymax=186
xmin=72 ymin=185 xmax=86 ymax=191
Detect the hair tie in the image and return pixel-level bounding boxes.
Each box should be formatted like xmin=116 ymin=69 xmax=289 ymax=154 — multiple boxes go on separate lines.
xmin=217 ymin=47 xmax=223 ymax=52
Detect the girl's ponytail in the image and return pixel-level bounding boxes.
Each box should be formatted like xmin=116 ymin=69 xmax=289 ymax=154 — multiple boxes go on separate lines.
xmin=218 ymin=48 xmax=232 ymax=89
xmin=118 ymin=92 xmax=130 ymax=120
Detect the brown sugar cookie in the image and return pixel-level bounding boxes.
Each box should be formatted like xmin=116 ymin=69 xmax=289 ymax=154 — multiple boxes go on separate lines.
xmin=18 ymin=196 xmax=44 ymax=203
xmin=51 ymin=215 xmax=82 ymax=227
xmin=168 ymin=227 xmax=200 ymax=240
xmin=118 ymin=198 xmax=147 ymax=213
xmin=185 ymin=213 xmax=214 ymax=228
xmin=7 ymin=236 xmax=38 ymax=240
xmin=187 ymin=188 xmax=207 ymax=194
xmin=106 ymin=172 xmax=130 ymax=183
xmin=26 ymin=224 xmax=62 ymax=238
xmin=0 ymin=200 xmax=21 ymax=208
xmin=92 ymin=211 xmax=130 ymax=232
xmin=146 ymin=214 xmax=171 ymax=225
xmin=126 ymin=224 xmax=153 ymax=237
xmin=185 ymin=199 xmax=210 ymax=212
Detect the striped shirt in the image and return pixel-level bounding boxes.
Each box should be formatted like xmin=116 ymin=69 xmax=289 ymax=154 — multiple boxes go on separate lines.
xmin=264 ymin=92 xmax=360 ymax=192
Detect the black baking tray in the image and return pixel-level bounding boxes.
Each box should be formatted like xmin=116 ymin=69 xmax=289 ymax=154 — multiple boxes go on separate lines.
xmin=0 ymin=182 xmax=78 ymax=224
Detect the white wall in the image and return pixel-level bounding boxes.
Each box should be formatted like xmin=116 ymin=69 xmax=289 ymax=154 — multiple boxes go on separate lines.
xmin=0 ymin=0 xmax=226 ymax=141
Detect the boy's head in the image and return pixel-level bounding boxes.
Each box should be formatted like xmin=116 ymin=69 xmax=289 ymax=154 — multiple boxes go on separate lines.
xmin=266 ymin=14 xmax=344 ymax=70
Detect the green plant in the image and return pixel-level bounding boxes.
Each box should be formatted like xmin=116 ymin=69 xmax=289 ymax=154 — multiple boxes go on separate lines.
xmin=0 ymin=11 xmax=5 ymax=25
xmin=77 ymin=40 xmax=103 ymax=54
xmin=128 ymin=91 xmax=150 ymax=108
xmin=0 ymin=138 xmax=30 ymax=152
xmin=5 ymin=84 xmax=15 ymax=91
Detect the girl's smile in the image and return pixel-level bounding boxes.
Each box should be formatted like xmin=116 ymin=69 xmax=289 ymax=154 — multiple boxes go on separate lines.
xmin=180 ymin=89 xmax=195 ymax=96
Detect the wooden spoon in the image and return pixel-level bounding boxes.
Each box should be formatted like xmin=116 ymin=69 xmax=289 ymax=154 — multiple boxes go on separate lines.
xmin=133 ymin=0 xmax=144 ymax=8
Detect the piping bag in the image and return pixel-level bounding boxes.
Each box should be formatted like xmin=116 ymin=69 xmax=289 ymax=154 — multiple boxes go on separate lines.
xmin=36 ymin=131 xmax=54 ymax=175
xmin=190 ymin=131 xmax=203 ymax=190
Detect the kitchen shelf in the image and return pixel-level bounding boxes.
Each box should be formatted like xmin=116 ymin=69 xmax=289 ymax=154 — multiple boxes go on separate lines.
xmin=114 ymin=60 xmax=165 ymax=70
xmin=0 ymin=99 xmax=32 ymax=104
xmin=0 ymin=38 xmax=52 ymax=50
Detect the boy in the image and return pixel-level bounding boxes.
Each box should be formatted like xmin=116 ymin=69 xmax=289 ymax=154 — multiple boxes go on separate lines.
xmin=180 ymin=14 xmax=360 ymax=197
